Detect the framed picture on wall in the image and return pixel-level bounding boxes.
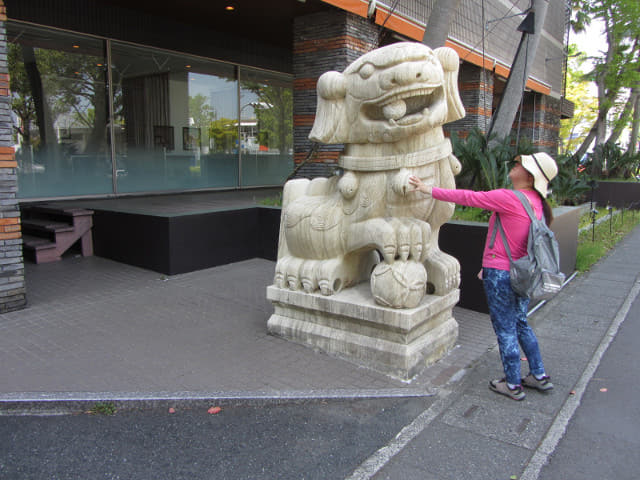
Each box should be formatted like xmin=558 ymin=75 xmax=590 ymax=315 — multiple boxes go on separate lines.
xmin=153 ymin=125 xmax=174 ymax=150
xmin=183 ymin=127 xmax=201 ymax=151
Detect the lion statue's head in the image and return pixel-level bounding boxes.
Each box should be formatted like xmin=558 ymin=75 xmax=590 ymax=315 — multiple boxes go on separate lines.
xmin=310 ymin=42 xmax=465 ymax=145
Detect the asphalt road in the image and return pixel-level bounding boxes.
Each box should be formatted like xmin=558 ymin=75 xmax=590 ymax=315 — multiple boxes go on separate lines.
xmin=0 ymin=397 xmax=432 ymax=480
xmin=537 ymin=294 xmax=640 ymax=480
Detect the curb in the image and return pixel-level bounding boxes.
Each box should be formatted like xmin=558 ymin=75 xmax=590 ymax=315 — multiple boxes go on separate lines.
xmin=0 ymin=388 xmax=435 ymax=416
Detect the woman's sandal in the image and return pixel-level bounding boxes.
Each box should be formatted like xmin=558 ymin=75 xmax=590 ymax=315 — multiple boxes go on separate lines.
xmin=489 ymin=378 xmax=526 ymax=401
xmin=522 ymin=373 xmax=554 ymax=391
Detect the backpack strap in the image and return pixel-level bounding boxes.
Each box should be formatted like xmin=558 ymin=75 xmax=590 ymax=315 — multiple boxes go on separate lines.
xmin=512 ymin=190 xmax=537 ymax=222
xmin=489 ymin=213 xmax=514 ymax=261
xmin=488 ymin=190 xmax=535 ymax=261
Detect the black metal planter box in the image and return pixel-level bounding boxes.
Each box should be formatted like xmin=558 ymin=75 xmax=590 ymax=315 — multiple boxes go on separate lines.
xmin=91 ymin=204 xmax=578 ymax=314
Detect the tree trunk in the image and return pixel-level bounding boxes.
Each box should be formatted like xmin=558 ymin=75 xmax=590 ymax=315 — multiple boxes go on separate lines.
xmin=571 ymin=23 xmax=617 ymax=163
xmin=422 ymin=0 xmax=462 ymax=49
xmin=21 ymin=46 xmax=53 ymax=148
xmin=21 ymin=45 xmax=60 ymax=176
xmin=486 ymin=0 xmax=549 ymax=144
xmin=572 ymin=125 xmax=597 ymax=162
xmin=606 ymin=88 xmax=639 ymax=146
xmin=84 ymin=76 xmax=108 ymax=153
xmin=592 ymin=9 xmax=625 ymax=159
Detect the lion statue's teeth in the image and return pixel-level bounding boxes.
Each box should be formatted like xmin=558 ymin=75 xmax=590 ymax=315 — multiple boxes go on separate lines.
xmin=382 ymin=100 xmax=406 ymax=120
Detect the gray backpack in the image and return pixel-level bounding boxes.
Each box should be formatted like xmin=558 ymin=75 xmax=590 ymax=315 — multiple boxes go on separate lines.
xmin=490 ymin=190 xmax=565 ymax=302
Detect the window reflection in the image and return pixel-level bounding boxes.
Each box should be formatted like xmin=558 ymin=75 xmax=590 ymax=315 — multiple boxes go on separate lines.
xmin=110 ymin=42 xmax=239 ymax=192
xmin=240 ymin=68 xmax=293 ymax=186
xmin=9 ymin=24 xmax=111 ymax=197
xmin=9 ymin=22 xmax=293 ymax=199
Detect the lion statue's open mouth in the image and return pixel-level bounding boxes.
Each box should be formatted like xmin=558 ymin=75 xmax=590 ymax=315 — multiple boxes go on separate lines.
xmin=363 ymin=86 xmax=446 ymax=126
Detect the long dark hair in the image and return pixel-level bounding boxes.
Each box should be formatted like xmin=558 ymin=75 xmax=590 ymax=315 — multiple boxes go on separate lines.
xmin=521 ymin=162 xmax=553 ymax=225
xmin=539 ymin=193 xmax=553 ymax=225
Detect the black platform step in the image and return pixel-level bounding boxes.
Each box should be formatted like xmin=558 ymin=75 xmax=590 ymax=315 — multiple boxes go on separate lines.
xmin=21 ymin=218 xmax=75 ymax=234
xmin=23 ymin=204 xmax=94 ymax=217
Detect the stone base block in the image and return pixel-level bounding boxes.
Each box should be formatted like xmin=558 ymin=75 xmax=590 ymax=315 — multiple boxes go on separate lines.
xmin=267 ymin=284 xmax=459 ymax=381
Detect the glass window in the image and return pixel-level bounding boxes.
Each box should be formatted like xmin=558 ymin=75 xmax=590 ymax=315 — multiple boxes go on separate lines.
xmin=239 ymin=68 xmax=293 ymax=187
xmin=8 ymin=22 xmax=293 ymax=200
xmin=110 ymin=41 xmax=239 ymax=193
xmin=9 ymin=24 xmax=112 ymax=198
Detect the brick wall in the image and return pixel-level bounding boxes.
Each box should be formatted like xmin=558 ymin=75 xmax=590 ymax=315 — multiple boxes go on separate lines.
xmin=517 ymin=92 xmax=561 ymax=154
xmin=0 ymin=1 xmax=27 ymax=312
xmin=292 ymin=8 xmax=378 ymax=179
xmin=445 ymin=63 xmax=493 ymax=139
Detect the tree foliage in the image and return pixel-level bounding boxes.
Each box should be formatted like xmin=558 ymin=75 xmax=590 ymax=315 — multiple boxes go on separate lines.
xmin=240 ymin=82 xmax=293 ymax=152
xmin=208 ymin=118 xmax=238 ymax=153
xmin=559 ymin=45 xmax=598 ymax=155
xmin=188 ymin=94 xmax=215 ymax=131
xmin=570 ymin=0 xmax=640 ymax=165
xmin=11 ymin=43 xmax=108 ymax=156
xmin=9 ymin=44 xmax=38 ymax=149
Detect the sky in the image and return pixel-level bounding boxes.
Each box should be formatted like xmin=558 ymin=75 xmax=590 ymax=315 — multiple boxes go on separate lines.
xmin=569 ymin=19 xmax=607 ymax=68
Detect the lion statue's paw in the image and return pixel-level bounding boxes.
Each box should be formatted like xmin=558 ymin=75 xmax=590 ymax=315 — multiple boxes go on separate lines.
xmin=424 ymin=250 xmax=460 ymax=295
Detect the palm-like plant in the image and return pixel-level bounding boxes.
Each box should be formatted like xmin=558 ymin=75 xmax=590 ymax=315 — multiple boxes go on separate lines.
xmin=451 ymin=128 xmax=532 ymax=191
xmin=583 ymin=142 xmax=640 ymax=179
xmin=550 ymin=154 xmax=591 ymax=205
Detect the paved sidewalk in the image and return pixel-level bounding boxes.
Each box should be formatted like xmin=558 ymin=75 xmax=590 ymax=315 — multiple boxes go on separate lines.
xmin=0 ymin=250 xmax=494 ymax=410
xmin=361 ymin=225 xmax=640 ymax=480
xmin=537 ymin=288 xmax=640 ymax=479
xmin=2 ymin=225 xmax=639 ymax=479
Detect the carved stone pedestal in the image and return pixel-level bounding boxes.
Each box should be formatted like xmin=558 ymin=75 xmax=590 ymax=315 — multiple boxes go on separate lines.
xmin=267 ymin=284 xmax=459 ymax=381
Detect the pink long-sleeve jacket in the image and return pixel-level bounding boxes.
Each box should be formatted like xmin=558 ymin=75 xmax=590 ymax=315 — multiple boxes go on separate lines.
xmin=431 ymin=187 xmax=543 ymax=271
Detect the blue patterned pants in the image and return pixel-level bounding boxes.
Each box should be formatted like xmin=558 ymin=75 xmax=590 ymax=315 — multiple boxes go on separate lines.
xmin=482 ymin=267 xmax=545 ymax=385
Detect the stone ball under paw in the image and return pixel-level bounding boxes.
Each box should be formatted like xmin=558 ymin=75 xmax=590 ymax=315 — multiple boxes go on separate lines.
xmin=370 ymin=261 xmax=427 ymax=309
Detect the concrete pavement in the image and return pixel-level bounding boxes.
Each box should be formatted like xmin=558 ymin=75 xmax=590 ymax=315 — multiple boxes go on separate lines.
xmin=0 ymin=250 xmax=495 ymax=410
xmin=1 ymin=224 xmax=639 ymax=479
xmin=536 ymin=288 xmax=640 ymax=479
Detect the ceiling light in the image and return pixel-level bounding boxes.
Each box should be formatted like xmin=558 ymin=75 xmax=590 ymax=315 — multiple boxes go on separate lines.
xmin=225 ymin=5 xmax=235 ymax=11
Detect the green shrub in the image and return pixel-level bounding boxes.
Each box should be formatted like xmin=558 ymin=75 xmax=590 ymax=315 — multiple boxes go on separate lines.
xmin=258 ymin=193 xmax=282 ymax=206
xmin=450 ymin=205 xmax=491 ymax=222
xmin=451 ymin=129 xmax=535 ymax=191
xmin=550 ymin=154 xmax=590 ymax=206
xmin=581 ymin=142 xmax=640 ymax=180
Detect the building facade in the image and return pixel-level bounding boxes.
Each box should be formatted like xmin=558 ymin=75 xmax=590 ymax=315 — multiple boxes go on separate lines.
xmin=1 ymin=0 xmax=572 ymax=311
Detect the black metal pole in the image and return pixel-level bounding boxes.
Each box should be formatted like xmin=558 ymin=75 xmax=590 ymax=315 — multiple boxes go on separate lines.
xmin=589 ymin=180 xmax=598 ymax=242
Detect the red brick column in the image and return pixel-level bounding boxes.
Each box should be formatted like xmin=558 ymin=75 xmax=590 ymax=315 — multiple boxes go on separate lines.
xmin=0 ymin=0 xmax=27 ymax=312
xmin=292 ymin=8 xmax=378 ymax=178
xmin=445 ymin=63 xmax=494 ymax=139
xmin=517 ymin=92 xmax=561 ymax=154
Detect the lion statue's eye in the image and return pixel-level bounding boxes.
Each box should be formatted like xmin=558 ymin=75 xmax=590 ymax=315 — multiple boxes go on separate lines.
xmin=358 ymin=63 xmax=375 ymax=79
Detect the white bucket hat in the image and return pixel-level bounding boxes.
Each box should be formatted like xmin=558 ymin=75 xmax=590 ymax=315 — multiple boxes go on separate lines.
xmin=519 ymin=152 xmax=558 ymax=197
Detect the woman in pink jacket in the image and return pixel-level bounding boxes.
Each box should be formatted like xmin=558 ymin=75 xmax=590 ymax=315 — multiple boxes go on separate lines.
xmin=409 ymin=153 xmax=558 ymax=401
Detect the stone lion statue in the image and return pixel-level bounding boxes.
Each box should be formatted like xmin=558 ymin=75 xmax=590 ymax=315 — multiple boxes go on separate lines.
xmin=274 ymin=42 xmax=465 ymax=308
